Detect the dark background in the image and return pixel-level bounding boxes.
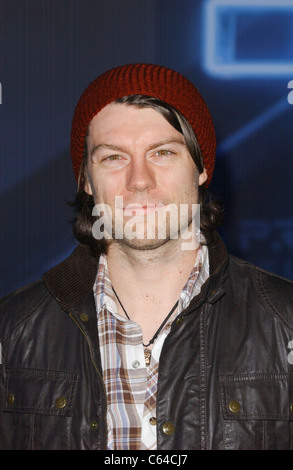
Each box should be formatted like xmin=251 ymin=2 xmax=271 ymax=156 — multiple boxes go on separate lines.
xmin=1 ymin=0 xmax=293 ymax=296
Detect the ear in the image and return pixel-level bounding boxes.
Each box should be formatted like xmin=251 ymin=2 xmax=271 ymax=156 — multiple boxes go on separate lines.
xmin=198 ymin=167 xmax=208 ymax=186
xmin=81 ymin=163 xmax=93 ymax=195
xmin=84 ymin=177 xmax=93 ymax=195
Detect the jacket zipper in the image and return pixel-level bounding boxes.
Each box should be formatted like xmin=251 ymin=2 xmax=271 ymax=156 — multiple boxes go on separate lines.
xmin=69 ymin=312 xmax=108 ymax=450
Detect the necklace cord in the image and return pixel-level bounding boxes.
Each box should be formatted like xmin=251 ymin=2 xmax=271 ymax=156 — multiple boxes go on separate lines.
xmin=112 ymin=286 xmax=179 ymax=347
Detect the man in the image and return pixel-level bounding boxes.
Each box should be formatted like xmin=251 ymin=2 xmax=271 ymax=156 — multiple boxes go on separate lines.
xmin=1 ymin=63 xmax=293 ymax=450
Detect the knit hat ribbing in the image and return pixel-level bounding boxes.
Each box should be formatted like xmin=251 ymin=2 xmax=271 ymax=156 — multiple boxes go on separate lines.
xmin=70 ymin=63 xmax=216 ymax=186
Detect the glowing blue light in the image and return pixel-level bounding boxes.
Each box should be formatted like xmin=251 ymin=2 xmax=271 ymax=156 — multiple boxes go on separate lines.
xmin=202 ymin=0 xmax=293 ymax=78
xmin=218 ymin=97 xmax=288 ymax=153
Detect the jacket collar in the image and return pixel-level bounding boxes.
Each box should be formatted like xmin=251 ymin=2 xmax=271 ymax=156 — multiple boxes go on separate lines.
xmin=42 ymin=233 xmax=229 ymax=313
xmin=184 ymin=232 xmax=229 ymax=313
xmin=42 ymin=244 xmax=99 ymax=312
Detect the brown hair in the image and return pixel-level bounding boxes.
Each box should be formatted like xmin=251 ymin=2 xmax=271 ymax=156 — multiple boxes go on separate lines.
xmin=71 ymin=95 xmax=223 ymax=256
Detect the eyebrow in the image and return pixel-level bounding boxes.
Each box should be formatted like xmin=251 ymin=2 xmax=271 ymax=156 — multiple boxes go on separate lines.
xmin=90 ymin=138 xmax=186 ymax=158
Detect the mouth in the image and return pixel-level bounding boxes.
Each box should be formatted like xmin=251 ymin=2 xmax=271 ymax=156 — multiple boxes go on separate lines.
xmin=123 ymin=203 xmax=165 ymax=216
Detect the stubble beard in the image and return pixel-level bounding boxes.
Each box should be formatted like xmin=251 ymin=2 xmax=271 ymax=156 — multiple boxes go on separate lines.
xmin=109 ymin=204 xmax=196 ymax=252
xmin=92 ymin=182 xmax=200 ymax=254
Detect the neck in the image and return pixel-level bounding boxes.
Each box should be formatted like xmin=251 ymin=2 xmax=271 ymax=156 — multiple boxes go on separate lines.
xmin=107 ymin=237 xmax=197 ymax=312
xmin=106 ymin=237 xmax=198 ymax=347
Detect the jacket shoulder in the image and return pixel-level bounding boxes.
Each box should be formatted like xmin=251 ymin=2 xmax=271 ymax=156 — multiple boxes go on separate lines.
xmin=229 ymin=255 xmax=293 ymax=332
xmin=0 ymin=281 xmax=50 ymax=341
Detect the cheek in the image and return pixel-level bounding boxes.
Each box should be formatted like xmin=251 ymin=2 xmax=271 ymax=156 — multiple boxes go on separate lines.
xmin=175 ymin=166 xmax=198 ymax=189
xmin=91 ymin=175 xmax=122 ymax=205
xmin=178 ymin=171 xmax=199 ymax=203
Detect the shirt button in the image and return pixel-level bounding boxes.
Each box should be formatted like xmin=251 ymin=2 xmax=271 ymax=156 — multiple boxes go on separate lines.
xmin=162 ymin=421 xmax=175 ymax=435
xmin=228 ymin=400 xmax=241 ymax=413
xmin=132 ymin=360 xmax=140 ymax=368
xmin=149 ymin=417 xmax=157 ymax=426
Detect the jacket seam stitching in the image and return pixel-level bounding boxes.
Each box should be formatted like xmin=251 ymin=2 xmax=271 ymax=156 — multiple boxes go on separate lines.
xmin=1 ymin=289 xmax=50 ymax=346
xmin=256 ymin=269 xmax=293 ymax=335
xmin=199 ymin=307 xmax=208 ymax=450
xmin=30 ymin=414 xmax=35 ymax=450
xmin=223 ymin=413 xmax=293 ymax=420
xmin=219 ymin=372 xmax=293 ymax=383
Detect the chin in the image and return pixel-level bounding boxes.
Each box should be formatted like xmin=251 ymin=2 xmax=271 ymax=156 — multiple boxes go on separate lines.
xmin=116 ymin=237 xmax=171 ymax=251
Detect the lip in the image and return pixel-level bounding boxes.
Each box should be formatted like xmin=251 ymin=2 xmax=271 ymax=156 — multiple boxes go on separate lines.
xmin=123 ymin=203 xmax=165 ymax=215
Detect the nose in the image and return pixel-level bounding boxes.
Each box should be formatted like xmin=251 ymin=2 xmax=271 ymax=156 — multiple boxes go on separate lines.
xmin=126 ymin=157 xmax=156 ymax=193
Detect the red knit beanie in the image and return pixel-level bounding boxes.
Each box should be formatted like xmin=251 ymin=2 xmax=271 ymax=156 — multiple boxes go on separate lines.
xmin=71 ymin=63 xmax=216 ymax=186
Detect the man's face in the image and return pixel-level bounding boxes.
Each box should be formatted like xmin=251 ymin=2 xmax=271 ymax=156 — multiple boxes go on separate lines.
xmin=85 ymin=102 xmax=207 ymax=250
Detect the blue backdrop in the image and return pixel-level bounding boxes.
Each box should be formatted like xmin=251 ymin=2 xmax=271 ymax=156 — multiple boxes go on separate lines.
xmin=1 ymin=0 xmax=293 ymax=296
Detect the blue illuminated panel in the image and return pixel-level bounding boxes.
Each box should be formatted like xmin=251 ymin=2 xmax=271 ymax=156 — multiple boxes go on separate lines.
xmin=202 ymin=0 xmax=293 ymax=78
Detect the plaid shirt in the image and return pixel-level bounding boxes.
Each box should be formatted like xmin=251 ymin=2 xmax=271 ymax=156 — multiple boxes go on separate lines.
xmin=93 ymin=243 xmax=209 ymax=450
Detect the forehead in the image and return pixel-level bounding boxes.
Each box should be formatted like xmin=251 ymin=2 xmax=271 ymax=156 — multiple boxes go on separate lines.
xmin=87 ymin=102 xmax=185 ymax=145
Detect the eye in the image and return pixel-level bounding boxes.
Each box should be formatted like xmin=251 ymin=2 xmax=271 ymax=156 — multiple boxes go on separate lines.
xmin=154 ymin=149 xmax=173 ymax=157
xmin=104 ymin=154 xmax=122 ymax=161
xmin=99 ymin=154 xmax=128 ymax=168
xmin=100 ymin=154 xmax=126 ymax=165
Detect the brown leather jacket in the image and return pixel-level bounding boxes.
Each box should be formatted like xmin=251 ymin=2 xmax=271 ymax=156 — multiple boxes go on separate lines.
xmin=1 ymin=235 xmax=293 ymax=450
